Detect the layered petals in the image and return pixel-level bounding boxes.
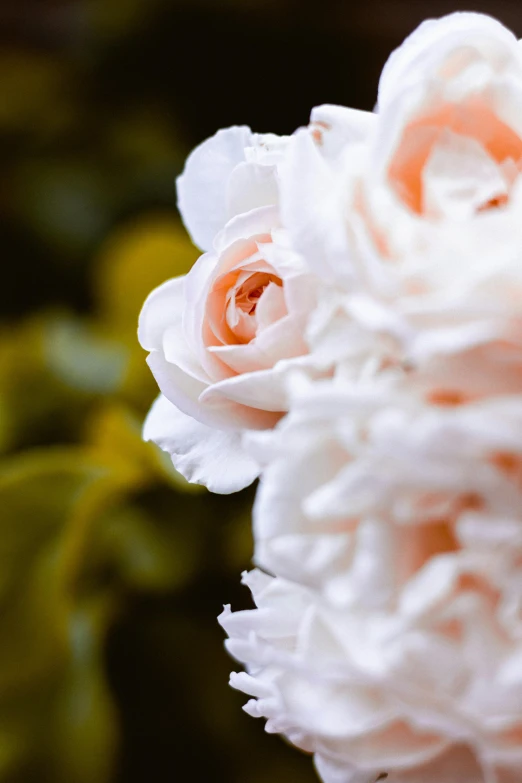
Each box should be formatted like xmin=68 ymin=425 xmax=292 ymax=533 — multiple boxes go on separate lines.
xmin=177 ymin=126 xmax=289 ymax=251
xmin=141 ymin=11 xmax=522 ymax=781
xmin=141 ymin=145 xmax=322 ymax=490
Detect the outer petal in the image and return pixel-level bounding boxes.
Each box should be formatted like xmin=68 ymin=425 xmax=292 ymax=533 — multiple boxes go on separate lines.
xmin=378 ymin=12 xmax=520 ymax=112
xmin=147 ymin=351 xmax=276 ymax=430
xmin=200 ymin=366 xmax=289 ymax=412
xmin=213 ymin=205 xmax=279 ymax=253
xmin=143 ymin=394 xmax=259 ymax=493
xmin=310 ymin=104 xmax=377 ymax=160
xmin=177 ymin=126 xmax=253 ymax=251
xmin=315 ymin=745 xmax=488 ymax=783
xmin=138 ymin=276 xmax=185 ymax=353
xmin=226 ymin=161 xmax=280 ymax=219
xmin=280 ymin=130 xmax=358 ymax=283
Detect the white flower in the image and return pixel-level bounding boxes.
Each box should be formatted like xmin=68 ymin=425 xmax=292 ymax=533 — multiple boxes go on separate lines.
xmin=281 ymin=12 xmax=522 ymax=270
xmin=137 ymin=10 xmax=522 ymax=780
xmin=365 ymin=12 xmax=522 ymax=389
xmin=374 ymin=12 xmax=522 ymax=224
xmin=249 ymin=371 xmax=522 ymax=601
xmin=279 ymin=13 xmax=522 ymax=398
xmin=139 ymin=126 xmax=328 ymax=493
xmin=220 ymin=552 xmax=522 ymax=783
xmin=227 ymin=361 xmax=522 ymax=780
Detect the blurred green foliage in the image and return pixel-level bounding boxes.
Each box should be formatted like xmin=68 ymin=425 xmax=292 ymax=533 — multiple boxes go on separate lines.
xmin=0 ymin=1 xmax=325 ymax=781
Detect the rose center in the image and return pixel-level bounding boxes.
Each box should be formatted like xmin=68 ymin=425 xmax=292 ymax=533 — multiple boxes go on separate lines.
xmin=222 ymin=271 xmax=284 ymax=345
xmin=231 ymin=272 xmax=282 ymax=318
xmin=236 ymin=283 xmax=265 ymax=315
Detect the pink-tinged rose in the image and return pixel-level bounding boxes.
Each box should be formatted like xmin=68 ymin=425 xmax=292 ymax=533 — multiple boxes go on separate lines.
xmin=358 ymin=14 xmax=522 ymax=404
xmin=370 ymin=12 xmax=522 ymax=246
xmin=222 ymin=376 xmax=522 ymax=782
xmin=369 ymin=9 xmax=522 ymax=392
xmin=139 ymin=205 xmax=318 ymax=493
xmin=281 ymin=13 xmax=522 ymax=272
xmin=221 ymin=568 xmax=522 ymax=783
xmin=280 ymin=16 xmax=522 ymax=406
xmin=139 ymin=124 xmax=322 ymax=493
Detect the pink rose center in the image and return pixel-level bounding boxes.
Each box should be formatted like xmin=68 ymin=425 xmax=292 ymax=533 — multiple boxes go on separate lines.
xmin=233 ymin=274 xmax=273 ymax=317
xmin=206 ymin=261 xmax=287 ymax=349
xmin=225 ymin=271 xmax=284 ymax=344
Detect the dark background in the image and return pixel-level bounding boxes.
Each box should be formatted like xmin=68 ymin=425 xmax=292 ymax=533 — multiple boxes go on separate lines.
xmin=0 ymin=2 xmax=521 ymax=782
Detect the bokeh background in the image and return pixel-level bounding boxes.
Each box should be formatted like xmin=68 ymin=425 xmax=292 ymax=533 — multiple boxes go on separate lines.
xmin=1 ymin=1 xmax=521 ymax=781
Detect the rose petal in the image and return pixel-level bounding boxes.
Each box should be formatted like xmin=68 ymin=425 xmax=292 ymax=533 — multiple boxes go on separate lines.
xmin=310 ymin=104 xmax=377 ymax=159
xmin=138 ymin=276 xmax=184 ymax=353
xmin=256 ymin=281 xmax=287 ymax=332
xmin=378 ymin=12 xmax=520 ymax=113
xmin=162 ymin=324 xmax=211 ymax=384
xmin=214 ymin=205 xmax=279 ymax=254
xmin=199 ymin=367 xmax=289 ymax=413
xmin=280 ymin=129 xmax=358 ymax=282
xmin=227 ymin=161 xmax=280 ymax=219
xmin=176 ymin=125 xmax=253 ymax=251
xmin=147 ymin=351 xmax=276 ymax=430
xmin=143 ymin=394 xmax=259 ymax=493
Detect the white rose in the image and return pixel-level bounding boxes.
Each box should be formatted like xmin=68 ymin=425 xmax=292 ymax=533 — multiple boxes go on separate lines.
xmin=280 ymin=13 xmax=522 ymax=270
xmin=220 ymin=564 xmax=522 ymax=783
xmin=367 ymin=13 xmax=522 ymax=388
xmin=250 ymin=367 xmax=522 ymax=594
xmin=374 ymin=12 xmax=522 ymax=226
xmin=139 ymin=127 xmax=322 ymax=493
xmin=279 ymin=14 xmax=522 ymax=399
xmin=233 ymin=367 xmax=522 ymax=780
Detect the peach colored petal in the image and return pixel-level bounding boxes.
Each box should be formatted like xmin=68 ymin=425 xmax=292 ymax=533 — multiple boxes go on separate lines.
xmin=255 ymin=281 xmax=287 ymax=332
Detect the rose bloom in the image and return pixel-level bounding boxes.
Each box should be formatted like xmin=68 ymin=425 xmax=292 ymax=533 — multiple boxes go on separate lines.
xmin=283 ymin=12 xmax=522 ymax=271
xmin=279 ymin=12 xmax=522 ymax=408
xmin=366 ymin=11 xmax=522 ymax=383
xmin=373 ymin=12 xmax=522 ymax=228
xmin=221 ymin=561 xmax=522 ymax=783
xmin=221 ymin=373 xmax=522 ymax=783
xmin=250 ymin=372 xmax=522 ymax=602
xmin=139 ymin=126 xmax=323 ymax=493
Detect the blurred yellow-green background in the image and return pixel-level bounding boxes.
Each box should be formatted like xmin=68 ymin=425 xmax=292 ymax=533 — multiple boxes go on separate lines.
xmin=0 ymin=1 xmax=521 ymax=781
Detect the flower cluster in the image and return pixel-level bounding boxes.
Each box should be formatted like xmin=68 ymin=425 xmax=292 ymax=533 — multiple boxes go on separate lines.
xmin=139 ymin=12 xmax=522 ymax=783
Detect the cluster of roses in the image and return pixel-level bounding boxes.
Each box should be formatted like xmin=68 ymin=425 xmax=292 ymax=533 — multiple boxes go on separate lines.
xmin=139 ymin=13 xmax=522 ymax=783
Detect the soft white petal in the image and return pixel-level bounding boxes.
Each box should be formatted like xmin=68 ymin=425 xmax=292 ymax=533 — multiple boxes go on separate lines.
xmin=143 ymin=394 xmax=259 ymax=493
xmin=310 ymin=104 xmax=377 ymax=159
xmin=422 ymin=131 xmax=509 ymax=218
xmin=255 ymin=282 xmax=287 ymax=332
xmin=147 ymin=351 xmax=275 ymax=430
xmin=314 ymin=754 xmax=374 ymax=783
xmin=177 ymin=126 xmax=253 ymax=251
xmin=138 ymin=276 xmax=185 ymax=352
xmin=214 ymin=205 xmax=279 ymax=254
xmin=182 ymin=250 xmax=234 ymax=381
xmin=199 ymin=367 xmax=289 ymax=413
xmin=162 ymin=323 xmax=210 ymax=384
xmin=226 ymin=161 xmax=280 ymax=218
xmin=392 ymin=744 xmax=488 ymax=783
xmin=280 ymin=129 xmax=358 ymax=282
xmin=378 ymin=12 xmax=520 ymax=112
